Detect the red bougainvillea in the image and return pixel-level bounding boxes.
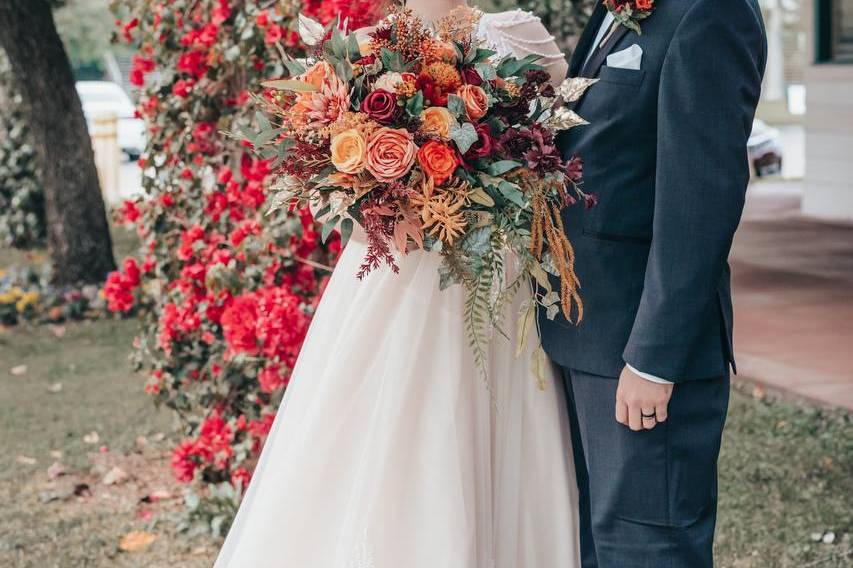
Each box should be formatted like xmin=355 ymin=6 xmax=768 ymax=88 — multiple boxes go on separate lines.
xmin=108 ymin=0 xmax=382 ymax=531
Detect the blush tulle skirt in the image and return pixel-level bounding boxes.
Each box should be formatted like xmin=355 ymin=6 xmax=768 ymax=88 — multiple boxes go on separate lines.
xmin=214 ymin=230 xmax=580 ymax=568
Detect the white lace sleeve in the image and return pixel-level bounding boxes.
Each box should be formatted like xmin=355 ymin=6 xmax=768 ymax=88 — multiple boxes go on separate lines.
xmin=477 ymin=10 xmax=569 ymax=87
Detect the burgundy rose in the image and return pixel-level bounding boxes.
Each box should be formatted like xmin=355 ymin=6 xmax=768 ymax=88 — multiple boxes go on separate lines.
xmin=464 ymin=123 xmax=495 ymax=160
xmin=461 ymin=66 xmax=483 ymax=86
xmin=361 ymin=89 xmax=401 ymax=124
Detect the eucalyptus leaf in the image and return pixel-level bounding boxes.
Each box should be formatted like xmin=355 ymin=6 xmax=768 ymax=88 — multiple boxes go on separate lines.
xmin=498 ymin=180 xmax=526 ymax=207
xmin=380 ymin=48 xmax=409 ymax=73
xmin=261 ymin=79 xmax=317 ymax=92
xmin=254 ymin=111 xmax=271 ymax=132
xmin=497 ymin=54 xmax=543 ymax=78
xmin=283 ymin=59 xmax=307 ymax=76
xmin=314 ymin=203 xmax=332 ymax=220
xmin=321 ymin=215 xmax=340 ymax=243
xmin=333 ymin=58 xmax=353 ymax=83
xmin=469 ymin=186 xmax=495 ymax=207
xmin=339 ymin=217 xmax=354 ymax=247
xmin=485 ymin=160 xmax=522 ymax=176
xmin=347 ymin=32 xmax=362 ymax=61
xmin=405 ymin=91 xmax=424 ymax=117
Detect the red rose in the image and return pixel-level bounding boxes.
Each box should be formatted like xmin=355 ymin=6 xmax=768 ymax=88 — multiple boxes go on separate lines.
xmin=465 ymin=123 xmax=495 ymax=160
xmin=360 ymin=89 xmax=401 ymax=124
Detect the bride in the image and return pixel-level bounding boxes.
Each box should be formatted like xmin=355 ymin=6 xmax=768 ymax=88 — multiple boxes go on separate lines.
xmin=215 ymin=2 xmax=579 ymax=566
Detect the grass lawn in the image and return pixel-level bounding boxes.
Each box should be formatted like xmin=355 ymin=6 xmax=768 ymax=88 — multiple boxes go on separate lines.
xmin=0 ymin=316 xmax=850 ymax=567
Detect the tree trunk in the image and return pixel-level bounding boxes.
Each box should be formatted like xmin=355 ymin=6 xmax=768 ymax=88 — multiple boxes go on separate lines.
xmin=0 ymin=0 xmax=115 ymax=284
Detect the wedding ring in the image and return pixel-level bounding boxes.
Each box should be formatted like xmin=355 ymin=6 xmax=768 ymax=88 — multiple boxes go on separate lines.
xmin=641 ymin=411 xmax=656 ymax=420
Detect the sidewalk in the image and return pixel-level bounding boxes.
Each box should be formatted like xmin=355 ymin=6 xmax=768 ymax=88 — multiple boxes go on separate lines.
xmin=730 ymin=180 xmax=853 ymax=409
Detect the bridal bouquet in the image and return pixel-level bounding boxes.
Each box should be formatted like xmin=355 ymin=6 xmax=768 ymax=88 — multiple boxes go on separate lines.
xmin=252 ymin=7 xmax=596 ymax=371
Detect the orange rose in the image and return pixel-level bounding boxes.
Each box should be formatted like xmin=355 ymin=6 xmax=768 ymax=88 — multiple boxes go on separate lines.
xmin=419 ymin=107 xmax=454 ymax=139
xmin=456 ymin=84 xmax=489 ymax=121
xmin=330 ymin=129 xmax=367 ymax=174
xmin=366 ymin=127 xmax=418 ymax=183
xmin=417 ymin=140 xmax=460 ymax=186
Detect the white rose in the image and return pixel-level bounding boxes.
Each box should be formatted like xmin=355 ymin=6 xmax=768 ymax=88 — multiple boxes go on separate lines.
xmin=373 ymin=72 xmax=404 ymax=93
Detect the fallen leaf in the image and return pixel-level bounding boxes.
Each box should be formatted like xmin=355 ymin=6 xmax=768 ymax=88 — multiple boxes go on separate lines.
xmin=49 ymin=450 xmax=63 ymax=459
xmin=151 ymin=432 xmax=166 ymax=442
xmin=10 ymin=365 xmax=27 ymax=376
xmin=83 ymin=431 xmax=100 ymax=444
xmin=102 ymin=466 xmax=128 ymax=486
xmin=135 ymin=435 xmax=148 ymax=447
xmin=140 ymin=488 xmax=171 ymax=503
xmin=39 ymin=488 xmax=74 ymax=503
xmin=73 ymin=483 xmax=91 ymax=497
xmin=822 ymin=532 xmax=836 ymax=545
xmin=16 ymin=455 xmax=37 ymax=466
xmin=47 ymin=382 xmax=63 ymax=394
xmin=46 ymin=461 xmax=66 ymax=479
xmin=119 ymin=531 xmax=157 ymax=552
xmin=49 ymin=325 xmax=66 ymax=338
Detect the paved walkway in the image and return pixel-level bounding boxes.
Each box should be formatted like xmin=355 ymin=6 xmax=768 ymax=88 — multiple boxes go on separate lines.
xmin=731 ymin=180 xmax=853 ymax=409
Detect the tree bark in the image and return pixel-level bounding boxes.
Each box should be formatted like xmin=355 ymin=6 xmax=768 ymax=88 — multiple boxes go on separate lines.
xmin=0 ymin=0 xmax=115 ymax=284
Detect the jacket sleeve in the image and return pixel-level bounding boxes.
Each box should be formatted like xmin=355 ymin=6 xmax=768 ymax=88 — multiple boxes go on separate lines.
xmin=622 ymin=0 xmax=766 ymax=381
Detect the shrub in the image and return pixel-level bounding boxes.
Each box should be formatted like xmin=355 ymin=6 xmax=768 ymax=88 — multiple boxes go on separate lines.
xmin=0 ymin=49 xmax=46 ymax=250
xmin=108 ymin=0 xmax=381 ymax=533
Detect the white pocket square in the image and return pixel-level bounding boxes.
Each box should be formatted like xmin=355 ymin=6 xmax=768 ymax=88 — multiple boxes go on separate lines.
xmin=606 ymin=44 xmax=643 ymax=71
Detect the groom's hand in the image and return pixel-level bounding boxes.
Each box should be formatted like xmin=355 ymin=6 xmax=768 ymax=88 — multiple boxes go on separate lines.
xmin=615 ymin=367 xmax=674 ymax=431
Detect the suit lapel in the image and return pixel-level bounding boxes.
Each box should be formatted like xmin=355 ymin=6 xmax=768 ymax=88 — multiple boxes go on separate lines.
xmin=580 ymin=24 xmax=631 ymax=78
xmin=568 ymin=2 xmax=607 ymax=77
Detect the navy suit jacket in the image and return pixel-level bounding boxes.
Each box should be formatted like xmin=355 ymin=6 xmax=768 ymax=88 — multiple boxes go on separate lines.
xmin=541 ymin=0 xmax=767 ymax=382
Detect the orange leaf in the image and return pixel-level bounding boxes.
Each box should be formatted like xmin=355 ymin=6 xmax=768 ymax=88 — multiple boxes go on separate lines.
xmin=119 ymin=531 xmax=157 ymax=552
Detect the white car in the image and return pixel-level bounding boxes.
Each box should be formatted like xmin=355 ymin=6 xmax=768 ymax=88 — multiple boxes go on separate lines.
xmin=76 ymin=81 xmax=146 ymax=161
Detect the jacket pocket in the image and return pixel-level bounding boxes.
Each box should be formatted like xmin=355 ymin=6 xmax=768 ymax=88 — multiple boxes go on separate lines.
xmin=598 ymin=66 xmax=646 ymax=88
xmin=582 ymin=228 xmax=652 ymax=246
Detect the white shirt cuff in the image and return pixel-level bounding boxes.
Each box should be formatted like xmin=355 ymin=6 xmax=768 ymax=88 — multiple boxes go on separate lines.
xmin=626 ymin=364 xmax=674 ymax=385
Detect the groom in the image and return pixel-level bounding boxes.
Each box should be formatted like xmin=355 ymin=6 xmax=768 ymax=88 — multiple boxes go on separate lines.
xmin=542 ymin=0 xmax=766 ymax=566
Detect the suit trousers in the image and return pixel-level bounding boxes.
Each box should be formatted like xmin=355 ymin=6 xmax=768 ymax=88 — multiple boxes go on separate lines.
xmin=561 ymin=367 xmax=730 ymax=568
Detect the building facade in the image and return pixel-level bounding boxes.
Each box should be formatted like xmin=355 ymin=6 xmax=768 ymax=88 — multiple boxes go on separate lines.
xmin=803 ymin=0 xmax=853 ymax=220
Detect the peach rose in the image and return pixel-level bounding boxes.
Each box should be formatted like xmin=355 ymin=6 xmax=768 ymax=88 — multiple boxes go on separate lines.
xmin=330 ymin=129 xmax=367 ymax=174
xmin=456 ymin=84 xmax=489 ymax=121
xmin=419 ymin=107 xmax=454 ymax=139
xmin=366 ymin=127 xmax=418 ymax=183
xmin=417 ymin=140 xmax=460 ymax=186
xmin=301 ymin=61 xmax=336 ymax=90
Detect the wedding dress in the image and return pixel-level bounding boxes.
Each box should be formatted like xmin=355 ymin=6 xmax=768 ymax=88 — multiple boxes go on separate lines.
xmin=215 ymin=11 xmax=579 ymax=568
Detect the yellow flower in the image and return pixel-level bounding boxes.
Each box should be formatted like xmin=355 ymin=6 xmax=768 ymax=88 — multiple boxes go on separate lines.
xmin=330 ymin=128 xmax=368 ymax=174
xmin=419 ymin=107 xmax=454 ymax=139
xmin=16 ymin=291 xmax=39 ymax=313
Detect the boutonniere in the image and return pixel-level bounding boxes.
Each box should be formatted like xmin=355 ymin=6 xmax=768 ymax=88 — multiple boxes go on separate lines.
xmin=603 ymin=0 xmax=655 ymax=35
